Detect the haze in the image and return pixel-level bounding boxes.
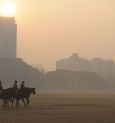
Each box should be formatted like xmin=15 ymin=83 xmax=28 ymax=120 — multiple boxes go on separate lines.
xmin=1 ymin=0 xmax=115 ymax=71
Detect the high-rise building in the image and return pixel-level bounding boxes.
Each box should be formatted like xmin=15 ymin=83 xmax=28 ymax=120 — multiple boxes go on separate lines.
xmin=0 ymin=16 xmax=17 ymax=58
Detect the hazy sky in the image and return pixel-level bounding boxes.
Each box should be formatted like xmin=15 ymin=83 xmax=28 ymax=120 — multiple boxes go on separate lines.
xmin=1 ymin=0 xmax=115 ymax=70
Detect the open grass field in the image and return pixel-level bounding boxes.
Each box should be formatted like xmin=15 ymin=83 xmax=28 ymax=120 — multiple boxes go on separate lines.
xmin=0 ymin=92 xmax=115 ymax=123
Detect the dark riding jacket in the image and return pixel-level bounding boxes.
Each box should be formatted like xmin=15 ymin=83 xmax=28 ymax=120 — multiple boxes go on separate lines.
xmin=20 ymin=83 xmax=25 ymax=91
xmin=0 ymin=84 xmax=3 ymax=92
xmin=13 ymin=83 xmax=19 ymax=93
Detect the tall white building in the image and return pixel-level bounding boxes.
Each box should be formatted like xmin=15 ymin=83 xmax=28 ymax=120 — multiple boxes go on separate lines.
xmin=0 ymin=16 xmax=17 ymax=58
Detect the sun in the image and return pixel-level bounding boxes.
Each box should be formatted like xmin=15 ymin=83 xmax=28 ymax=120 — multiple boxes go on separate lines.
xmin=0 ymin=1 xmax=17 ymax=17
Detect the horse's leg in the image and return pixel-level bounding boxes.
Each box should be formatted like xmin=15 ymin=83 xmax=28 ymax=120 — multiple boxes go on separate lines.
xmin=6 ymin=99 xmax=9 ymax=108
xmin=21 ymin=98 xmax=26 ymax=107
xmin=26 ymin=98 xmax=29 ymax=105
xmin=16 ymin=98 xmax=20 ymax=108
xmin=17 ymin=98 xmax=20 ymax=108
xmin=3 ymin=99 xmax=9 ymax=108
xmin=2 ymin=99 xmax=6 ymax=108
xmin=25 ymin=98 xmax=29 ymax=108
xmin=11 ymin=97 xmax=15 ymax=107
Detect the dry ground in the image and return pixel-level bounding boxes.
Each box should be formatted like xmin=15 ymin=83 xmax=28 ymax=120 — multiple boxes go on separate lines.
xmin=0 ymin=92 xmax=115 ymax=123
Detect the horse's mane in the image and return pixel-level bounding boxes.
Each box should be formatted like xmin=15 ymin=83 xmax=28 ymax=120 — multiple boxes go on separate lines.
xmin=25 ymin=87 xmax=35 ymax=90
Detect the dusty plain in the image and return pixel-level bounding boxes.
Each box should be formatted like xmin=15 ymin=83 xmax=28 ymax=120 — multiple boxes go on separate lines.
xmin=0 ymin=92 xmax=115 ymax=123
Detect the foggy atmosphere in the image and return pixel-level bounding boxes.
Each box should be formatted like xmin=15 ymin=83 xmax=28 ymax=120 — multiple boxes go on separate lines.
xmin=0 ymin=0 xmax=115 ymax=123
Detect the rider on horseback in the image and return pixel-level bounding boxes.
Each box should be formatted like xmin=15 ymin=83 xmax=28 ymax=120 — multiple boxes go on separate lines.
xmin=13 ymin=80 xmax=19 ymax=93
xmin=0 ymin=81 xmax=3 ymax=93
xmin=20 ymin=81 xmax=25 ymax=92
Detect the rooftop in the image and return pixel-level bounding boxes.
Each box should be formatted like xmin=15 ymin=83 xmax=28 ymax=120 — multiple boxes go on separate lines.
xmin=0 ymin=16 xmax=15 ymax=23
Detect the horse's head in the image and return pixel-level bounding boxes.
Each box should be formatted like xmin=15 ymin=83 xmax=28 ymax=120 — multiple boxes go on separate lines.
xmin=31 ymin=88 xmax=35 ymax=95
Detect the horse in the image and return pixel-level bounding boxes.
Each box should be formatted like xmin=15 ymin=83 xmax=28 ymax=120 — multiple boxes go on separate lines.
xmin=0 ymin=88 xmax=16 ymax=108
xmin=12 ymin=87 xmax=36 ymax=108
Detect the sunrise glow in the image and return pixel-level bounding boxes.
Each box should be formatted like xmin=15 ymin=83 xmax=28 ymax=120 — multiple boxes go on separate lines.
xmin=0 ymin=1 xmax=17 ymax=17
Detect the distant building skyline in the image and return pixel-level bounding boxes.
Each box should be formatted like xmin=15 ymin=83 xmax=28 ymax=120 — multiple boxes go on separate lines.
xmin=32 ymin=64 xmax=45 ymax=73
xmin=56 ymin=53 xmax=115 ymax=76
xmin=0 ymin=16 xmax=17 ymax=58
